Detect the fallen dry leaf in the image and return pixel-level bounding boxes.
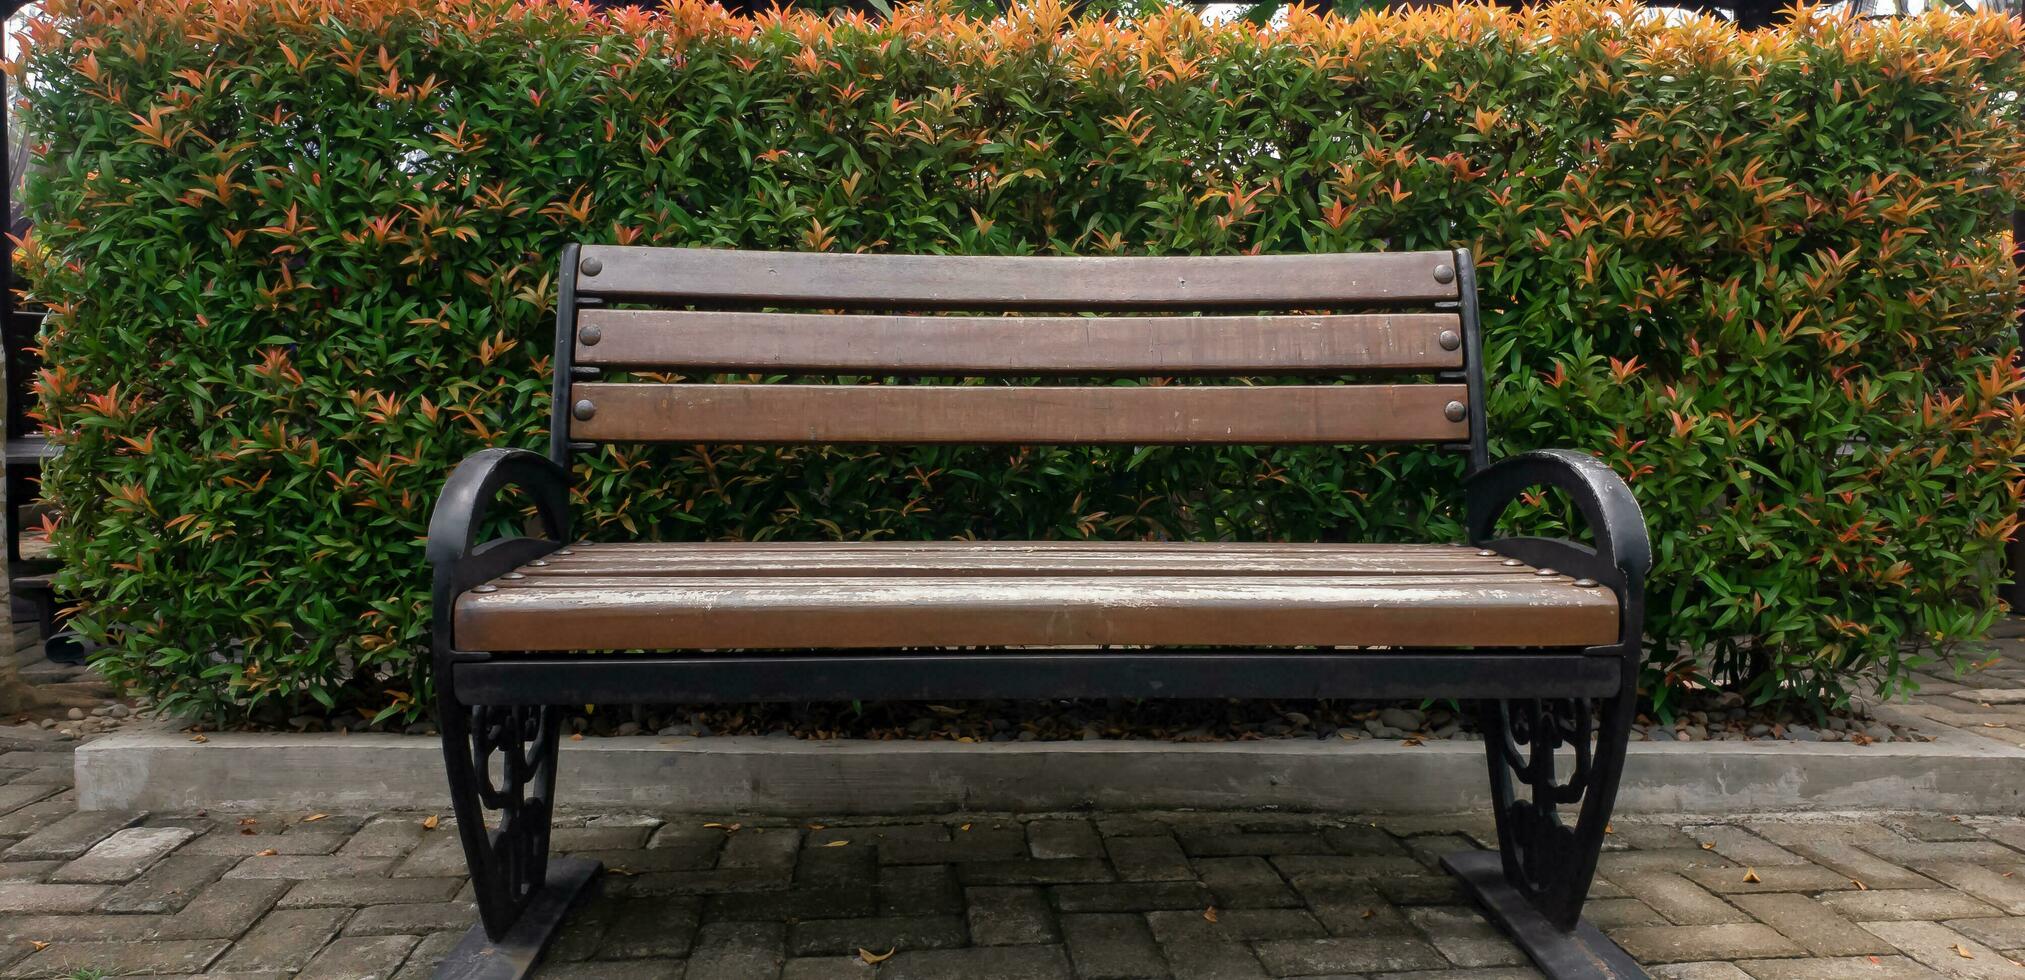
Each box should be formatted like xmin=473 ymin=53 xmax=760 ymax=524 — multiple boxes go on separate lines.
xmin=1203 ymin=906 xmax=1219 ymax=923
xmin=1742 ymin=868 xmax=1761 ymax=884
xmin=960 ymin=823 xmax=972 ymax=832
xmin=1955 ymin=944 xmax=1975 ymax=960
xmin=1360 ymin=908 xmax=1377 ymax=920
xmin=823 ymin=840 xmax=849 ymax=848
xmin=570 ymin=733 xmax=584 ymax=741
xmin=1605 ymin=824 xmax=1614 ymax=834
xmin=189 ymin=734 xmax=209 ymax=743
xmin=1852 ymin=879 xmax=1868 ymax=891
xmin=858 ymin=947 xmax=896 ymax=965
xmin=256 ymin=848 xmax=278 ymax=857
xmin=422 ymin=815 xmax=440 ymax=831
xmin=807 ymin=823 xmax=826 ymax=831
xmin=28 ymin=941 xmax=47 ymax=952
xmin=303 ymin=813 xmax=327 ymax=823
xmin=1701 ymin=842 xmax=1715 ymax=850
xmin=238 ymin=818 xmax=259 ymax=826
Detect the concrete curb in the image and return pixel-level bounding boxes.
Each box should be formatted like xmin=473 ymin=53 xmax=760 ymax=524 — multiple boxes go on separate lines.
xmin=74 ymin=710 xmax=2025 ymax=815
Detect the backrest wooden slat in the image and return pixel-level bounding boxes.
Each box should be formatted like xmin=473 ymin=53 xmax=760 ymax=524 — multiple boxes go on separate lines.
xmin=574 ymin=309 xmax=1464 ymax=374
xmin=567 ymin=383 xmax=1468 ymax=445
xmin=572 ymin=246 xmax=1462 ymax=309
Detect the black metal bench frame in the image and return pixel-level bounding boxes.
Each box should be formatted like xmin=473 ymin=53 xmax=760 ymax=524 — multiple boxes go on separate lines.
xmin=426 ymin=244 xmax=1651 ymax=980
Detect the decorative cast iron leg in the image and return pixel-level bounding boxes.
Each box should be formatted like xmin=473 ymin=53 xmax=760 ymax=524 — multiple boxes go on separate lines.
xmin=434 ymin=701 xmax=598 ymax=980
xmin=1443 ymin=695 xmax=1648 ymax=980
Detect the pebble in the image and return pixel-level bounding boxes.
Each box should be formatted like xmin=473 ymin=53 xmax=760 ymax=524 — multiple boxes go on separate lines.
xmin=1866 ymin=724 xmax=1894 ymax=742
xmin=1377 ymin=708 xmax=1423 ymax=732
xmin=615 ymin=722 xmax=642 ymax=736
xmin=1783 ymin=726 xmax=1820 ymax=742
xmin=65 ymin=708 xmax=84 ymax=721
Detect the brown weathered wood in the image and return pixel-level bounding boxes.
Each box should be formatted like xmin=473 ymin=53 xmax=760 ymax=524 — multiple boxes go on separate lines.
xmin=572 ymin=246 xmax=1462 ymax=309
xmin=454 ymin=573 xmax=1619 ymax=652
xmin=568 ymin=383 xmax=1469 ymax=445
xmin=523 ymin=541 xmax=1520 ymax=578
xmin=574 ymin=309 xmax=1464 ymax=374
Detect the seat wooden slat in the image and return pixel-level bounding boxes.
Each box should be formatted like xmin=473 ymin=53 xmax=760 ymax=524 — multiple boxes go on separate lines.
xmin=574 ymin=309 xmax=1464 ymax=374
xmin=454 ymin=572 xmax=1619 ymax=652
xmin=526 ymin=541 xmax=1525 ymax=578
xmin=572 ymin=246 xmax=1462 ymax=309
xmin=568 ymin=382 xmax=1469 ymax=445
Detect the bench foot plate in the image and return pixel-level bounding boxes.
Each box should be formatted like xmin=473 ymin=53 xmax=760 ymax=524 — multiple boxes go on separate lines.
xmin=432 ymin=857 xmax=601 ymax=980
xmin=1443 ymin=850 xmax=1648 ymax=980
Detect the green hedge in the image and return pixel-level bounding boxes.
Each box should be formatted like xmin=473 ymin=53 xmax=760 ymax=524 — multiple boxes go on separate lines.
xmin=17 ymin=0 xmax=2025 ymax=722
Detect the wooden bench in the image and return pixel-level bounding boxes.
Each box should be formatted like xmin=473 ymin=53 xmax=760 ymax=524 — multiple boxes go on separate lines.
xmin=426 ymin=245 xmax=1652 ymax=980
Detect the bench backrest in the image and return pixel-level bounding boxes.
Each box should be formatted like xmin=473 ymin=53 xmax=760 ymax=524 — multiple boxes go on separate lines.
xmin=551 ymin=245 xmax=1487 ymax=469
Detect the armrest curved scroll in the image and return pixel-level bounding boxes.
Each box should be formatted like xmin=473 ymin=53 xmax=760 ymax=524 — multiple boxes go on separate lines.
xmin=427 ymin=449 xmax=572 ymax=633
xmin=1465 ymin=449 xmax=1650 ymax=595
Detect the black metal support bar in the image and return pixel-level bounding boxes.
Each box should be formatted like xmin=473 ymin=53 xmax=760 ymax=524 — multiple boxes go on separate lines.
xmin=452 ymin=651 xmax=1623 ymax=706
xmin=432 ymin=857 xmax=600 ymax=980
xmin=1444 ymin=850 xmax=1649 ymax=979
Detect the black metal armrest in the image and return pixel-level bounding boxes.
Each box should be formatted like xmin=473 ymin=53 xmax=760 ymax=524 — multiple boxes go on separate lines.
xmin=427 ymin=448 xmax=571 ymax=638
xmin=1465 ymin=448 xmax=1650 ymax=619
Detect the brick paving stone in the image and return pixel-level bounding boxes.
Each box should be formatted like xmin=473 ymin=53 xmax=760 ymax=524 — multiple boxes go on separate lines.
xmin=1145 ymin=908 xmax=1326 ymax=945
xmin=551 ymin=823 xmax=656 ymax=852
xmin=959 ymin=858 xmax=1115 ymax=886
xmin=390 ymin=832 xmax=468 ymax=876
xmin=1052 ymin=881 xmax=1211 ymax=913
xmin=0 ymin=783 xmax=58 ymax=818
xmin=3 ymin=808 xmax=146 ymax=860
xmin=1 ymin=938 xmax=229 ymax=977
xmin=880 ymin=827 xmax=1028 ymax=865
xmin=879 ymin=863 xmax=964 ymax=916
xmin=1608 ymin=923 xmax=1804 ymax=963
xmin=341 ymin=816 xmax=429 ymax=859
xmin=102 ymin=853 xmax=241 ymax=913
xmin=1374 ymin=875 xmax=1470 ymax=907
xmin=1857 ymin=839 xmax=2024 ymax=867
xmin=1729 ymin=893 xmax=1896 ymax=956
xmin=1917 ymin=862 xmax=2025 ymax=915
xmin=281 ymin=875 xmax=464 ymax=908
xmin=597 ymin=896 xmax=701 ymax=959
xmin=1179 ymin=831 xmax=1332 ymax=857
xmin=1735 ymin=955 xmax=1946 ymax=979
xmin=0 ymin=797 xmax=77 ymax=838
xmin=0 ymin=911 xmax=168 ymax=941
xmin=0 ymin=880 xmax=109 ymax=912
xmin=1104 ymin=836 xmax=1194 ymax=882
xmin=1097 ymin=815 xmax=1178 ymax=838
xmin=1194 ymin=855 xmax=1300 ymax=909
xmin=50 ymin=825 xmax=197 ymax=883
xmin=1780 ymin=842 xmax=1935 ymax=890
xmin=1309 ymin=889 xmax=1416 ymax=936
xmin=967 ymin=885 xmax=1058 ymax=945
xmin=629 ymin=866 xmax=795 ymax=897
xmin=1373 ymin=969 xmax=1544 ymax=980
xmin=151 ymin=878 xmax=293 ymax=940
xmin=1952 ymin=917 xmax=2025 ymax=950
xmin=1651 ymin=965 xmax=1755 ymax=980
xmin=794 ymin=839 xmax=877 ymax=887
xmin=1819 ymin=888 xmax=2005 ymax=922
xmin=1680 ymin=826 xmax=1810 ymax=867
xmin=1683 ymin=864 xmax=1865 ymax=896
xmin=1252 ymin=934 xmax=1447 ymax=975
xmin=1861 ymin=920 xmax=2025 ymax=979
xmin=788 ymin=914 xmax=968 ymax=956
xmin=1585 ymin=897 xmax=1668 ymax=929
xmin=1606 ymin=873 xmax=1752 ymax=926
xmin=1405 ymin=905 xmax=1528 ymax=968
xmin=578 ymin=846 xmax=730 ymax=874
xmin=390 ymin=930 xmax=462 ymax=980
xmin=1026 ymin=819 xmax=1103 ymax=860
xmin=0 ymin=859 xmax=58 ymax=881
xmin=533 ymin=959 xmax=686 ymax=979
xmin=1322 ymin=822 xmax=1409 ymax=856
xmin=717 ymin=828 xmax=801 ymax=875
xmin=187 ymin=828 xmax=346 ymax=856
xmin=344 ymin=899 xmax=477 ymax=936
xmin=225 ymin=852 xmax=394 ymax=880
xmin=214 ymin=906 xmax=351 ymax=972
xmin=546 ymin=888 xmax=623 ymax=962
xmin=1161 ymin=940 xmax=1271 ymax=980
xmin=1060 ymin=912 xmax=1165 ymax=979
xmin=708 ymin=884 xmax=879 ymax=921
xmin=783 ymin=955 xmax=875 ymax=979
xmin=1886 ymin=816 xmax=1988 ymax=842
xmin=296 ymin=933 xmax=419 ymax=980
xmin=880 ymin=944 xmax=1074 ymax=980
xmin=685 ymin=920 xmax=786 ymax=980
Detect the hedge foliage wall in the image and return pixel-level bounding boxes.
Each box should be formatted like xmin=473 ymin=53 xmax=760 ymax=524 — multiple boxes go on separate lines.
xmin=14 ymin=0 xmax=2025 ymax=723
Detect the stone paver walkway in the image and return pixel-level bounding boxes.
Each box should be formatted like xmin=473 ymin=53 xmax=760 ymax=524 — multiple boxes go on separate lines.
xmin=0 ymin=720 xmax=2020 ymax=980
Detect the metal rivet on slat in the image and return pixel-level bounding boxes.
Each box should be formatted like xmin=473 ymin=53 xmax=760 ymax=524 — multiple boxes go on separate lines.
xmin=1438 ymin=330 xmax=1462 ymax=351
xmin=1535 ymin=568 xmax=1557 ymax=576
xmin=556 ymin=549 xmax=574 ymax=556
xmin=579 ymin=256 xmax=603 ymax=277
xmin=503 ymin=572 xmax=525 ymax=580
xmin=1477 ymin=549 xmax=1496 ymax=557
xmin=573 ymin=399 xmax=597 ymax=421
xmin=1443 ymin=400 xmax=1467 ymax=423
xmin=472 ymin=584 xmax=498 ymax=593
xmin=1501 ymin=559 xmax=1523 ymax=567
xmin=529 ymin=559 xmax=549 ymax=567
xmin=1574 ymin=578 xmax=1599 ymax=588
xmin=1433 ymin=264 xmax=1456 ymax=284
xmin=579 ymin=325 xmax=602 ymax=347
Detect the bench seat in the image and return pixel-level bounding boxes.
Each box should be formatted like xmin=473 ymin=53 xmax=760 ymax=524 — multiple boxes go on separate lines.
xmin=453 ymin=541 xmax=1619 ymax=652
